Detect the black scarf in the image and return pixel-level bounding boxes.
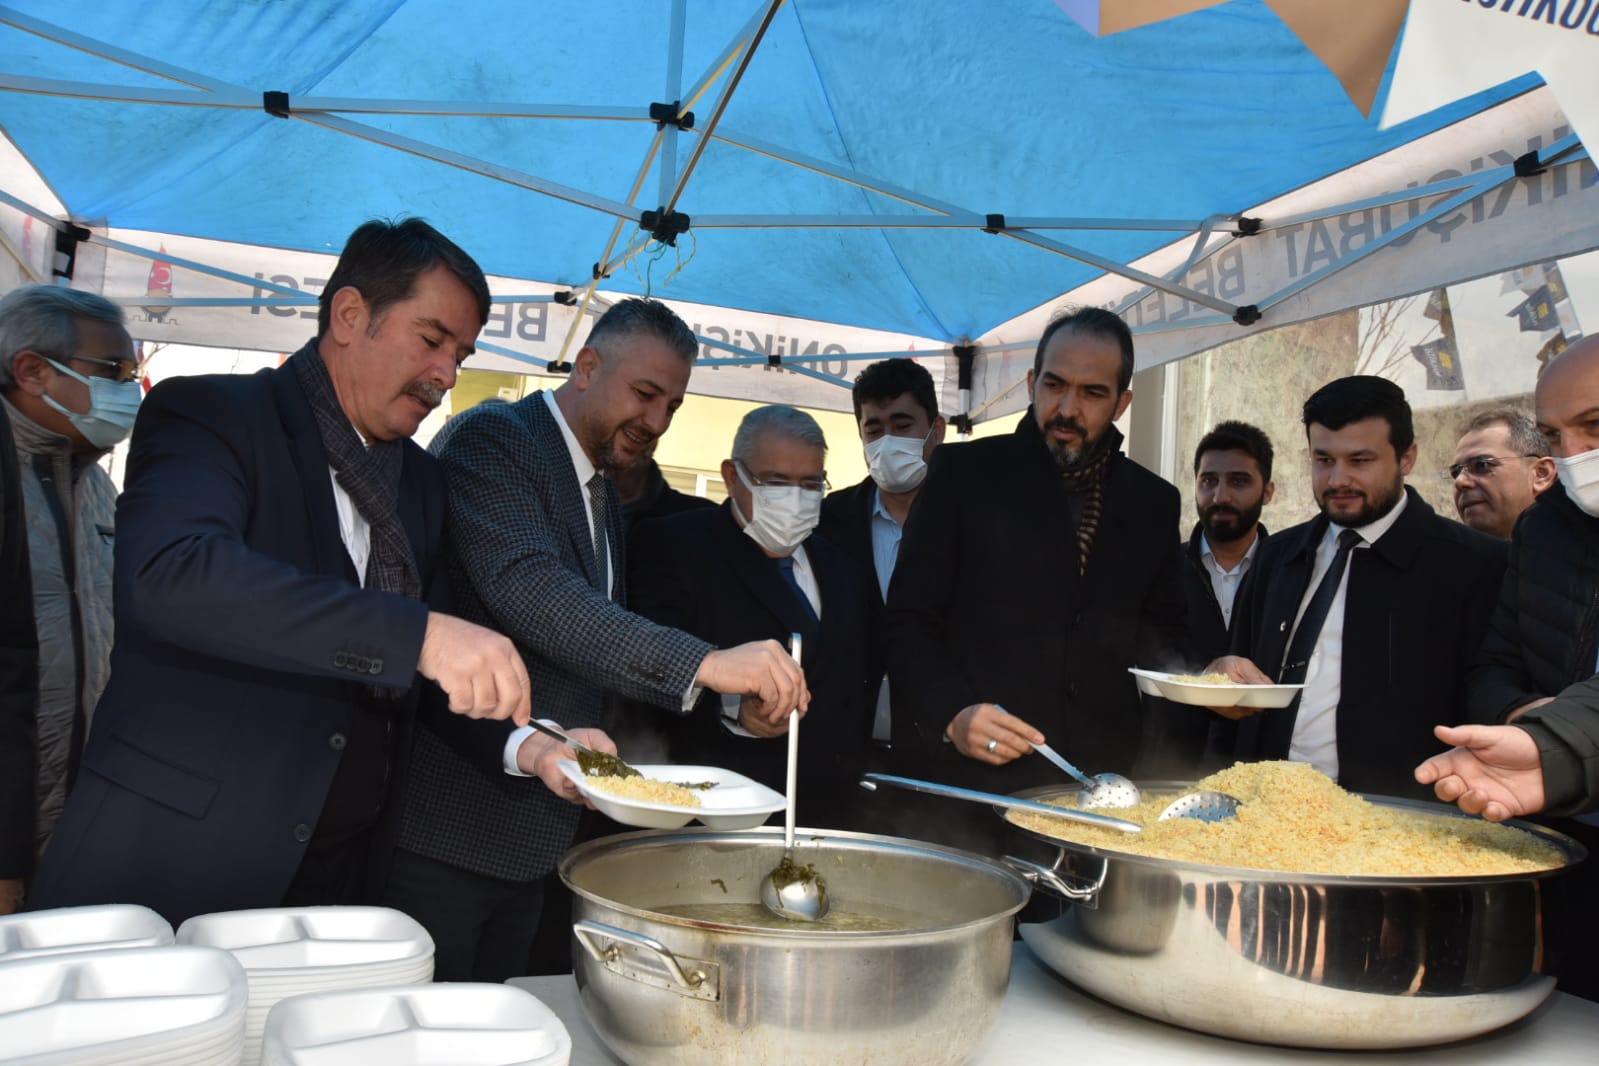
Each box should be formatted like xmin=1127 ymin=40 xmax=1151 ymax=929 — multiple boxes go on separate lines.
xmin=290 ymin=340 xmax=422 ymax=608
xmin=1056 ymin=423 xmax=1122 ymax=576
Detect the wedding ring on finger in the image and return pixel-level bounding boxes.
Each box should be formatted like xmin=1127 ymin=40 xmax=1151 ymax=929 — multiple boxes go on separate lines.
xmin=986 ymin=737 xmax=999 ymax=754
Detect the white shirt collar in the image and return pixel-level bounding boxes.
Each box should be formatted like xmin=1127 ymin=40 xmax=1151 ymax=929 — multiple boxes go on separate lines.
xmin=1199 ymin=529 xmax=1262 ymax=574
xmin=542 ymin=390 xmax=597 ymax=486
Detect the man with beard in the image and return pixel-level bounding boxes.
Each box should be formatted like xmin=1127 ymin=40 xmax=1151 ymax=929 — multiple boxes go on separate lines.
xmin=1144 ymin=421 xmax=1275 ymax=777
xmin=1449 ymin=407 xmax=1553 ymax=541
xmin=31 ymin=219 xmax=541 ymax=924
xmin=385 ymin=298 xmax=809 ymax=982
xmin=1208 ymin=376 xmax=1505 ymax=797
xmin=884 ymin=307 xmax=1186 ymax=853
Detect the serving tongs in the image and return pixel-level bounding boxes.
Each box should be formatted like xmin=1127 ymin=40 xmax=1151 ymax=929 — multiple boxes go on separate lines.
xmin=526 ymin=719 xmax=641 ymax=779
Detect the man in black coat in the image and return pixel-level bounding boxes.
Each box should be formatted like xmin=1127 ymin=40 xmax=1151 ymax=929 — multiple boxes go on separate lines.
xmin=1210 ymin=376 xmax=1505 ymax=800
xmin=628 ymin=405 xmax=875 ymax=830
xmin=1423 ymin=335 xmax=1599 ymax=1000
xmin=818 ymin=358 xmax=945 ymax=762
xmin=30 ymin=219 xmax=546 ymax=924
xmin=884 ymin=308 xmax=1186 ymax=851
xmin=0 ymin=397 xmax=38 ymax=915
xmin=1147 ymin=421 xmax=1276 ymax=778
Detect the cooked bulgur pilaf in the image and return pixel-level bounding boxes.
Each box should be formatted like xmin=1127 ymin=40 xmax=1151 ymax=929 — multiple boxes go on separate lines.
xmin=585 ymin=773 xmax=703 ymax=808
xmin=1006 ymin=761 xmax=1564 ymax=876
xmin=1168 ymin=672 xmax=1234 ymax=685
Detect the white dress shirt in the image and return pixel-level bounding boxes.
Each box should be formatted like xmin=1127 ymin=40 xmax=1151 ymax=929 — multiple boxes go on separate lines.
xmin=1288 ymin=491 xmax=1409 ymax=781
xmin=1199 ymin=531 xmax=1260 ymax=627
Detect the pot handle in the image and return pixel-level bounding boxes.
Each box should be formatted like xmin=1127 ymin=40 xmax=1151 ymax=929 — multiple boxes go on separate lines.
xmin=1002 ymin=854 xmax=1106 ymax=907
xmin=573 ymin=919 xmax=718 ymax=999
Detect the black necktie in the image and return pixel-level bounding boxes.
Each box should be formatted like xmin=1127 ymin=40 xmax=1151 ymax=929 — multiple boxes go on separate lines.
xmin=1279 ymin=528 xmax=1362 ymax=685
xmin=585 ymin=472 xmax=609 ymax=598
xmin=777 ymin=555 xmax=818 ymax=622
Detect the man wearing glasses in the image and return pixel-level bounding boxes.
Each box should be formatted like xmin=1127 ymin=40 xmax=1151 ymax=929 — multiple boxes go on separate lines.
xmin=1448 ymin=408 xmax=1555 ymax=541
xmin=0 ymin=286 xmax=138 ymax=903
xmin=627 ymin=404 xmax=874 ymax=830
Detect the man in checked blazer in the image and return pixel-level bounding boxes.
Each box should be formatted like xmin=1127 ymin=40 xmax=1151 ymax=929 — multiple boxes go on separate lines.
xmin=384 ymin=299 xmax=810 ymax=982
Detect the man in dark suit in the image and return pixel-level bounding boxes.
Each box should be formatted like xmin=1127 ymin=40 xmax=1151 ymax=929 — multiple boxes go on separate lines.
xmin=613 ymin=438 xmax=714 ymax=538
xmin=884 ymin=307 xmax=1187 ymax=852
xmin=1146 ymin=422 xmax=1276 ymax=778
xmin=818 ymin=359 xmax=945 ymax=762
xmin=630 ymin=405 xmax=875 ymax=829
xmin=29 ymin=219 xmax=556 ymax=925
xmin=1209 ymin=376 xmax=1505 ymax=799
xmin=387 ymin=299 xmax=809 ymax=982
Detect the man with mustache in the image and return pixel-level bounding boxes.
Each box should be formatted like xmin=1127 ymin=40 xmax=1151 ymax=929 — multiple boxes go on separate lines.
xmin=1208 ymin=376 xmax=1505 ymax=797
xmin=386 ymin=298 xmax=809 ymax=981
xmin=1144 ymin=421 xmax=1276 ymax=778
xmin=884 ymin=307 xmax=1186 ymax=853
xmin=1449 ymin=407 xmax=1553 ymax=541
xmin=32 ymin=218 xmax=545 ymax=924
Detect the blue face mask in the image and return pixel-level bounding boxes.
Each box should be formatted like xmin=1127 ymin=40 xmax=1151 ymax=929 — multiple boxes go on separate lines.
xmin=42 ymin=358 xmax=142 ymax=450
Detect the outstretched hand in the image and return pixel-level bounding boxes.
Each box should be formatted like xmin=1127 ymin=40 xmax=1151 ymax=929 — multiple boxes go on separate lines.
xmin=1413 ymin=724 xmax=1545 ymax=823
xmin=1203 ymin=655 xmax=1272 ymax=720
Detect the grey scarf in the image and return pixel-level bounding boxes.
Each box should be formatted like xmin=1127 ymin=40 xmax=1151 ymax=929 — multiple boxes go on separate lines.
xmin=290 ymin=339 xmax=422 ymax=607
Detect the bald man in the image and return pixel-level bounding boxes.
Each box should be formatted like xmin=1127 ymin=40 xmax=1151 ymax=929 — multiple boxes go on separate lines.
xmin=1422 ymin=334 xmax=1599 ymax=1000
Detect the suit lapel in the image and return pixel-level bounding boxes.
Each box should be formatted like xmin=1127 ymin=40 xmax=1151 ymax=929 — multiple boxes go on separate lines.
xmin=272 ymin=361 xmax=348 ymax=580
xmin=524 ymin=393 xmax=602 ymax=589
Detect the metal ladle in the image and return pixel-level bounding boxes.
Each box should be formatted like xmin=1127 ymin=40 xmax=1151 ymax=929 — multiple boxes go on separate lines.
xmin=1031 ymin=741 xmax=1141 ymax=809
xmin=863 ymin=773 xmax=1241 ymax=825
xmin=759 ymin=634 xmax=830 ymax=922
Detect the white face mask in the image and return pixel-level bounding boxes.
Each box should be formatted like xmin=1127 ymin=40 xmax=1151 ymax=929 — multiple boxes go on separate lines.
xmin=864 ymin=430 xmax=930 ymax=494
xmin=733 ymin=463 xmax=823 ymax=556
xmin=42 ymin=358 xmax=142 ymax=450
xmin=1554 ymin=448 xmax=1599 ymax=518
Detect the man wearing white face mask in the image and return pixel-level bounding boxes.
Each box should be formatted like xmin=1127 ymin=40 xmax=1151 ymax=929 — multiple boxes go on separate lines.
xmin=1435 ymin=335 xmax=1599 ymax=1001
xmin=819 ymin=359 xmax=945 ymax=763
xmin=0 ymin=286 xmax=137 ymax=880
xmin=629 ymin=405 xmax=876 ymax=829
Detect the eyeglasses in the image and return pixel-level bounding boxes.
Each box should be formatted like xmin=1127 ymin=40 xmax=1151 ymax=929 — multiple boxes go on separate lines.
xmin=1445 ymin=454 xmax=1540 ymax=480
xmin=738 ymin=462 xmax=829 ymax=493
xmin=66 ymin=354 xmax=143 ymax=383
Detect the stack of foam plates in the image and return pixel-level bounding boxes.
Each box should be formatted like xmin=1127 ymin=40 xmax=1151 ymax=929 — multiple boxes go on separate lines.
xmin=262 ymin=983 xmax=571 ymax=1066
xmin=176 ymin=908 xmax=433 ymax=1066
xmin=0 ymin=944 xmax=247 ymax=1065
xmin=0 ymin=905 xmax=173 ymax=963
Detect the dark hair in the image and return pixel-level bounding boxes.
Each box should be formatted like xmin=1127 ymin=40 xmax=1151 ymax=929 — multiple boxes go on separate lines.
xmin=850 ymin=358 xmax=939 ymax=423
xmin=585 ymin=298 xmax=698 ymax=362
xmin=1032 ymin=306 xmax=1135 ymax=393
xmin=1301 ymin=375 xmax=1414 ymax=455
xmin=317 ymin=217 xmax=490 ymax=335
xmin=1193 ymin=420 xmax=1275 ymax=483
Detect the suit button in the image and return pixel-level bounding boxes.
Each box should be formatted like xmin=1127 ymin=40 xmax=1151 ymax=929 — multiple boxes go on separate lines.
xmin=369 ymin=658 xmax=383 ymax=675
xmin=1066 ymin=683 xmax=1078 ymax=698
xmin=356 ymin=655 xmax=370 ymax=672
xmin=334 ymin=652 xmax=348 ymax=668
xmin=329 ymin=732 xmax=347 ymax=751
xmin=293 ymin=823 xmax=312 ymax=843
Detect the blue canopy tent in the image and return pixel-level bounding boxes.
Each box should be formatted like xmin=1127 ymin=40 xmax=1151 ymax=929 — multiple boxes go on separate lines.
xmin=0 ymin=0 xmax=1592 ymax=423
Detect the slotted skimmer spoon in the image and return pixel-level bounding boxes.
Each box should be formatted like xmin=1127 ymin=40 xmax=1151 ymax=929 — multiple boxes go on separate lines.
xmin=1031 ymin=742 xmax=1141 ymax=809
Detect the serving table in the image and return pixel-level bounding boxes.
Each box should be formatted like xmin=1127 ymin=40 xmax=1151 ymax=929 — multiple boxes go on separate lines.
xmin=511 ymin=940 xmax=1599 ymax=1065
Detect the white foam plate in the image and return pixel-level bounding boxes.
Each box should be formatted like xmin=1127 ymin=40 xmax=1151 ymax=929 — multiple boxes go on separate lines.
xmin=0 ymin=904 xmax=174 ymax=963
xmin=558 ymin=761 xmax=785 ymax=830
xmin=177 ymin=907 xmax=433 ymax=971
xmin=0 ymin=945 xmax=247 ymax=1062
xmin=1129 ymin=667 xmax=1303 ymax=708
xmin=263 ymin=983 xmax=570 ymax=1066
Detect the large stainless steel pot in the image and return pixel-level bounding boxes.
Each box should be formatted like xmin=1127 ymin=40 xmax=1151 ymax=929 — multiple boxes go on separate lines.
xmin=561 ymin=827 xmax=1031 ymax=1066
xmin=1004 ymin=784 xmax=1588 ymax=1049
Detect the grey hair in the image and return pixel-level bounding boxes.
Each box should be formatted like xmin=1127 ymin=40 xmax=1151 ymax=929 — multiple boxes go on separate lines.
xmin=732 ymin=405 xmax=827 ymax=466
xmin=1460 ymin=406 xmax=1547 ymax=458
xmin=585 ymin=297 xmax=698 ymax=362
xmin=0 ymin=285 xmax=127 ymax=390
